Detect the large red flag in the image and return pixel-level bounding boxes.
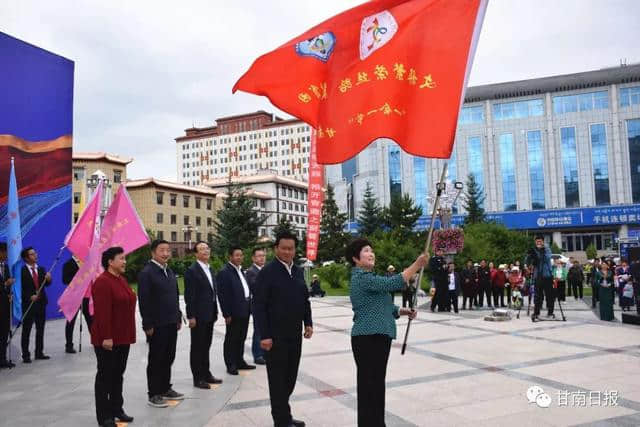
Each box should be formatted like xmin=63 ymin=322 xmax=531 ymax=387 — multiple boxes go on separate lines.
xmin=234 ymin=0 xmax=487 ymax=164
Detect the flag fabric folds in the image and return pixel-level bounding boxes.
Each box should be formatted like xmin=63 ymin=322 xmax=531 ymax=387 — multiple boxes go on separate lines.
xmin=58 ymin=185 xmax=149 ymax=321
xmin=7 ymin=158 xmax=24 ymax=322
xmin=233 ymin=0 xmax=487 ymax=164
xmin=64 ymin=180 xmax=103 ymax=262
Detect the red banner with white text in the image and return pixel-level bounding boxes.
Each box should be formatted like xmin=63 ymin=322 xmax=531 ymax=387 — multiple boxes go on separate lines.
xmin=306 ymin=130 xmax=324 ymax=261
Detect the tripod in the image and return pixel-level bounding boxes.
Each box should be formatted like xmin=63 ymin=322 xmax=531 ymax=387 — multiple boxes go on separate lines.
xmin=531 ymin=279 xmax=567 ymax=322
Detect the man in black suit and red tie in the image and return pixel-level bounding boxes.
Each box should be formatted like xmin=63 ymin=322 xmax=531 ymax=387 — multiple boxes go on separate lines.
xmin=0 ymin=242 xmax=16 ymax=368
xmin=217 ymin=246 xmax=255 ymax=375
xmin=184 ymin=241 xmax=223 ymax=389
xmin=20 ymin=246 xmax=51 ymax=363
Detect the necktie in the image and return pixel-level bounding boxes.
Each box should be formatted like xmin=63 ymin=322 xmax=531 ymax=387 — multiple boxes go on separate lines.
xmin=32 ymin=267 xmax=39 ymax=290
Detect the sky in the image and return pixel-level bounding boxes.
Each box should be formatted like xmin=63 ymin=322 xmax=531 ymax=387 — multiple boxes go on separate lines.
xmin=1 ymin=0 xmax=639 ymax=181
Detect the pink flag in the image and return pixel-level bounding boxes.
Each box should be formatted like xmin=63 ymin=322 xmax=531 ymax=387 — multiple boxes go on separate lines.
xmin=58 ymin=185 xmax=150 ymax=321
xmin=64 ymin=180 xmax=103 ymax=261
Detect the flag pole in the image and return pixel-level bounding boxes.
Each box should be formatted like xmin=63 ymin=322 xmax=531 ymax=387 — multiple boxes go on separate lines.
xmin=401 ymin=161 xmax=448 ymax=355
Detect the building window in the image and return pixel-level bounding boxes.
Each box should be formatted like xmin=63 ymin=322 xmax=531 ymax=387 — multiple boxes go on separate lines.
xmin=171 ymin=231 xmax=177 ymax=242
xmin=195 ymin=197 xmax=202 ymax=209
xmin=170 ymin=194 xmax=177 ymax=206
xmin=183 ymin=195 xmax=190 ymax=208
xmin=170 ymin=214 xmax=177 ymax=225
xmin=527 ymin=130 xmax=545 ymax=210
xmin=561 ymin=127 xmax=580 ymax=207
xmin=627 ymin=119 xmax=640 ymax=203
xmin=73 ymin=212 xmax=79 ymax=223
xmin=467 ymin=136 xmax=484 ymax=207
xmin=207 ymin=233 xmax=214 ymax=242
xmin=156 ymin=192 xmax=164 ymax=205
xmin=113 ymin=170 xmax=122 ymax=183
xmin=414 ymin=157 xmax=427 ymax=211
xmin=156 ymin=231 xmax=164 ymax=240
xmin=620 ymin=86 xmax=640 ymax=107
xmin=458 ymin=105 xmax=484 ymax=125
xmin=206 ymin=198 xmax=213 ymax=210
xmin=553 ymin=91 xmax=609 ymax=114
xmin=207 ymin=217 xmax=212 ymax=227
xmin=73 ymin=167 xmax=85 ymax=181
xmin=590 ymin=123 xmax=610 ymax=206
xmin=388 ymin=144 xmax=402 ymax=198
xmin=156 ymin=213 xmax=163 ymax=224
xmin=184 ymin=215 xmax=190 ymax=225
xmin=196 ymin=232 xmax=202 ymax=241
xmin=196 ymin=216 xmax=201 ymax=226
xmin=499 ymin=133 xmax=516 ymax=211
xmin=492 ymin=99 xmax=543 ymax=120
xmin=73 ymin=192 xmax=81 ymax=204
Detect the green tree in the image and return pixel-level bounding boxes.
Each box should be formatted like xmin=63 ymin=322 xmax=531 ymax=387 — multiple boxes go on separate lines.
xmin=318 ymin=184 xmax=349 ymax=262
xmin=383 ymin=193 xmax=422 ymax=236
xmin=213 ymin=178 xmax=266 ymax=257
xmin=125 ymin=228 xmax=155 ymax=282
xmin=368 ymin=230 xmax=422 ymax=276
xmin=463 ymin=173 xmax=486 ymax=226
xmin=454 ymin=222 xmax=530 ymax=266
xmin=272 ymin=215 xmax=295 ymax=239
xmin=357 ymin=182 xmax=384 ymax=236
xmin=315 ymin=263 xmax=349 ymax=289
xmin=585 ymin=243 xmax=598 ymax=260
xmin=551 ymin=242 xmax=563 ymax=254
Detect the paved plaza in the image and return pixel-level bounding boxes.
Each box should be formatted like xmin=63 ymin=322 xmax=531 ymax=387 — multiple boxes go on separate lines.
xmin=1 ymin=296 xmax=640 ymax=427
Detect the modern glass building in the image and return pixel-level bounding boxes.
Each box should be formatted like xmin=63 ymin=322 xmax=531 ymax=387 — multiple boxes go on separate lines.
xmin=326 ymin=64 xmax=640 ymax=260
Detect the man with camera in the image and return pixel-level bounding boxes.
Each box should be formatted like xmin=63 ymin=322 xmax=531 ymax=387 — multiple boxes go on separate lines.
xmin=526 ymin=236 xmax=555 ymax=321
xmin=429 ymin=247 xmax=449 ymax=312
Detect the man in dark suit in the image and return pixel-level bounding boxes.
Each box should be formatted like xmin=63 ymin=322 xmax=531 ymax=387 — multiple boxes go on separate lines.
xmin=62 ymin=255 xmax=92 ymax=353
xmin=245 ymin=247 xmax=266 ymax=365
xmin=20 ymin=247 xmax=52 ymax=363
xmin=477 ymin=259 xmax=492 ymax=308
xmin=217 ymin=246 xmax=255 ymax=375
xmin=184 ymin=241 xmax=223 ymax=389
xmin=429 ymin=248 xmax=448 ymax=312
xmin=138 ymin=240 xmax=184 ymax=408
xmin=446 ymin=262 xmax=462 ymax=313
xmin=0 ymin=242 xmax=16 ymax=368
xmin=254 ymin=231 xmax=313 ymax=427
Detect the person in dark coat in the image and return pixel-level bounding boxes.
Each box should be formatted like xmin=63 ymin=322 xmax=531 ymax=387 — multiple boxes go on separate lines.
xmin=254 ymin=231 xmax=313 ymax=427
xmin=446 ymin=262 xmax=462 ymax=313
xmin=461 ymin=260 xmax=476 ymax=310
xmin=0 ymin=242 xmax=16 ymax=368
xmin=62 ymin=255 xmax=92 ymax=354
xmin=184 ymin=241 xmax=223 ymax=389
xmin=20 ymin=246 xmax=52 ymax=363
xmin=595 ymin=262 xmax=615 ymax=321
xmin=429 ymin=248 xmax=448 ymax=312
xmin=217 ymin=246 xmax=255 ymax=375
xmin=491 ymin=265 xmax=507 ymax=308
xmin=309 ymin=274 xmax=326 ymax=298
xmin=525 ymin=236 xmax=555 ymax=320
xmin=477 ymin=259 xmax=492 ymax=308
xmin=138 ymin=240 xmax=184 ymax=408
xmin=244 ymin=247 xmax=267 ymax=365
xmin=567 ymin=259 xmax=584 ymax=300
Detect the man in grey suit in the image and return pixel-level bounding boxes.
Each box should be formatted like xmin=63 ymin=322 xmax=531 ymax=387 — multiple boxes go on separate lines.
xmin=245 ymin=247 xmax=266 ymax=365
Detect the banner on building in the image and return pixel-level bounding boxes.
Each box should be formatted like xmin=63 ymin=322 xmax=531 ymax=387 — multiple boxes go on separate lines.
xmin=306 ymin=130 xmax=324 ymax=261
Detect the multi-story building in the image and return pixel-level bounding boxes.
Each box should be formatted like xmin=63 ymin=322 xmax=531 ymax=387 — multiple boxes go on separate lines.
xmin=327 ymin=63 xmax=640 ymax=260
xmin=174 ymin=111 xmax=312 ymax=186
xmin=205 ymin=172 xmax=308 ymax=240
xmin=72 ymin=152 xmax=132 ymax=223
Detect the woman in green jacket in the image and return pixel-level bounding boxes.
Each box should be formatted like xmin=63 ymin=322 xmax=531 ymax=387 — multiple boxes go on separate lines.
xmin=346 ymin=238 xmax=428 ymax=427
xmin=552 ymin=260 xmax=568 ymax=301
xmin=595 ymin=262 xmax=615 ymax=321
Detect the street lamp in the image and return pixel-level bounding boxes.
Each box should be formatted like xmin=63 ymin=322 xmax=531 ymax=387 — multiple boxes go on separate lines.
xmin=86 ymin=169 xmax=112 ymax=222
xmin=426 ymin=180 xmax=464 ymax=229
xmin=181 ymin=225 xmax=199 ymax=250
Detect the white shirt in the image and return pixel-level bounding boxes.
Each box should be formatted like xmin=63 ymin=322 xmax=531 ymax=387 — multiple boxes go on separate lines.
xmin=252 ymin=263 xmax=263 ymax=271
xmin=448 ymin=272 xmax=456 ymax=291
xmin=276 ymin=257 xmax=293 ymax=277
xmin=151 ymin=259 xmax=168 ymax=277
xmin=229 ymin=262 xmax=250 ymax=298
xmin=197 ymin=260 xmax=213 ymax=290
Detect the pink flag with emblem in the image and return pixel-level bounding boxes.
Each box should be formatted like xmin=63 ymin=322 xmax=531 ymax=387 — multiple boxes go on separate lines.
xmin=58 ymin=185 xmax=149 ymax=320
xmin=64 ymin=181 xmax=103 ymax=261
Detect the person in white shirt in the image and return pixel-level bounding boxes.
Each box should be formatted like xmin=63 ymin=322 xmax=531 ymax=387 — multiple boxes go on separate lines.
xmin=446 ymin=262 xmax=461 ymax=313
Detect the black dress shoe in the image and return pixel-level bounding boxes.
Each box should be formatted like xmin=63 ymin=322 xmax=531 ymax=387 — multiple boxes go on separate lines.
xmin=254 ymin=357 xmax=266 ymax=365
xmin=65 ymin=346 xmax=77 ymax=354
xmin=227 ymin=368 xmax=238 ymax=375
xmin=206 ymin=375 xmax=223 ymax=384
xmin=23 ymin=357 xmax=32 ymax=364
xmin=291 ymin=419 xmax=306 ymax=427
xmin=114 ymin=411 xmax=134 ymax=422
xmin=0 ymin=361 xmax=15 ymax=369
xmin=35 ymin=354 xmax=50 ymax=360
xmin=238 ymin=363 xmax=256 ymax=370
xmin=194 ymin=380 xmax=211 ymax=389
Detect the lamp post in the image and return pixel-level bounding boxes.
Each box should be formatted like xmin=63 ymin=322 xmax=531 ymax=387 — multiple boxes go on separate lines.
xmin=86 ymin=169 xmax=112 ymax=222
xmin=426 ymin=180 xmax=464 ymax=229
xmin=181 ymin=225 xmax=199 ymax=251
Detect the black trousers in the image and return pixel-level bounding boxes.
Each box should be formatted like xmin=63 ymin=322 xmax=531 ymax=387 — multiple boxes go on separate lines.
xmin=591 ymin=281 xmax=599 ymax=307
xmin=1 ymin=297 xmax=9 ymax=363
xmin=223 ymin=316 xmax=249 ymax=369
xmin=190 ymin=320 xmax=214 ymax=382
xmin=21 ymin=301 xmax=46 ymax=358
xmin=447 ymin=290 xmax=459 ymax=313
xmin=266 ymin=336 xmax=302 ymax=427
xmin=352 ymin=334 xmax=391 ymax=427
xmin=94 ymin=345 xmax=130 ymax=424
xmin=462 ymin=295 xmax=474 ymax=309
xmin=65 ymin=298 xmax=92 ymax=348
xmin=492 ymin=288 xmax=502 ymax=307
xmin=557 ymin=280 xmax=566 ymax=301
xmin=534 ymin=277 xmax=555 ymax=316
xmin=570 ymin=280 xmax=583 ymax=299
xmin=477 ymin=284 xmax=491 ymax=307
xmin=147 ymin=324 xmax=177 ymax=397
xmin=505 ymin=286 xmax=512 ymax=306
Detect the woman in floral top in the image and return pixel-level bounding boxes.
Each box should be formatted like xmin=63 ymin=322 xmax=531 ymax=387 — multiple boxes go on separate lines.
xmin=346 ymin=238 xmax=428 ymax=427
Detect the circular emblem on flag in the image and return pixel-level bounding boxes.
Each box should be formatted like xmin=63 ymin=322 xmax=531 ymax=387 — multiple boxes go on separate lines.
xmin=295 ymin=32 xmax=336 ymax=62
xmin=360 ymin=10 xmax=398 ymax=60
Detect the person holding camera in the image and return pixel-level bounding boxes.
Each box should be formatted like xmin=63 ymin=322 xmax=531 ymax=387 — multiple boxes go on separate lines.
xmin=525 ymin=236 xmax=555 ymax=321
xmin=429 ymin=248 xmax=448 ymax=312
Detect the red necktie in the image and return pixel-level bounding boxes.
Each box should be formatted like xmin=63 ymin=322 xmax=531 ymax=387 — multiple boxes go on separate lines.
xmin=31 ymin=267 xmax=39 ymax=290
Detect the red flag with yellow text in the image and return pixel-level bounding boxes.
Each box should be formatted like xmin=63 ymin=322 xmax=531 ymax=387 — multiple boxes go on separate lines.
xmin=233 ymin=0 xmax=487 ymax=164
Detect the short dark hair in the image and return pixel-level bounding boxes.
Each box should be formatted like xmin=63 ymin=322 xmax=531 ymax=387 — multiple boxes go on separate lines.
xmin=101 ymin=247 xmax=124 ymax=270
xmin=274 ymin=231 xmax=298 ymax=247
xmin=346 ymin=238 xmax=372 ymax=266
xmin=150 ymin=239 xmax=170 ymax=252
xmin=228 ymin=246 xmax=243 ymax=256
xmin=252 ymin=247 xmax=266 ymax=256
xmin=0 ymin=242 xmax=6 ymax=252
xmin=535 ymin=235 xmax=544 ymax=241
xmin=21 ymin=247 xmax=35 ymax=260
xmin=193 ymin=241 xmax=209 ymax=253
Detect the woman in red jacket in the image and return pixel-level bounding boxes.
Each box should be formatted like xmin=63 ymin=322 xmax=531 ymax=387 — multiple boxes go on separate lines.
xmin=90 ymin=247 xmax=137 ymax=427
xmin=491 ymin=265 xmax=507 ymax=308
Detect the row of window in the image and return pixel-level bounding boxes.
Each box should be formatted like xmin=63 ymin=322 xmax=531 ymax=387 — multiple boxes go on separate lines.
xmin=73 ymin=168 xmax=122 ymax=183
xmin=155 ymin=230 xmax=213 ymax=244
xmin=156 ymin=192 xmax=214 ymax=209
xmin=157 ymin=213 xmax=215 ymax=227
xmin=280 ymin=185 xmax=308 ymax=200
xmin=182 ymin=127 xmax=312 ymax=151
